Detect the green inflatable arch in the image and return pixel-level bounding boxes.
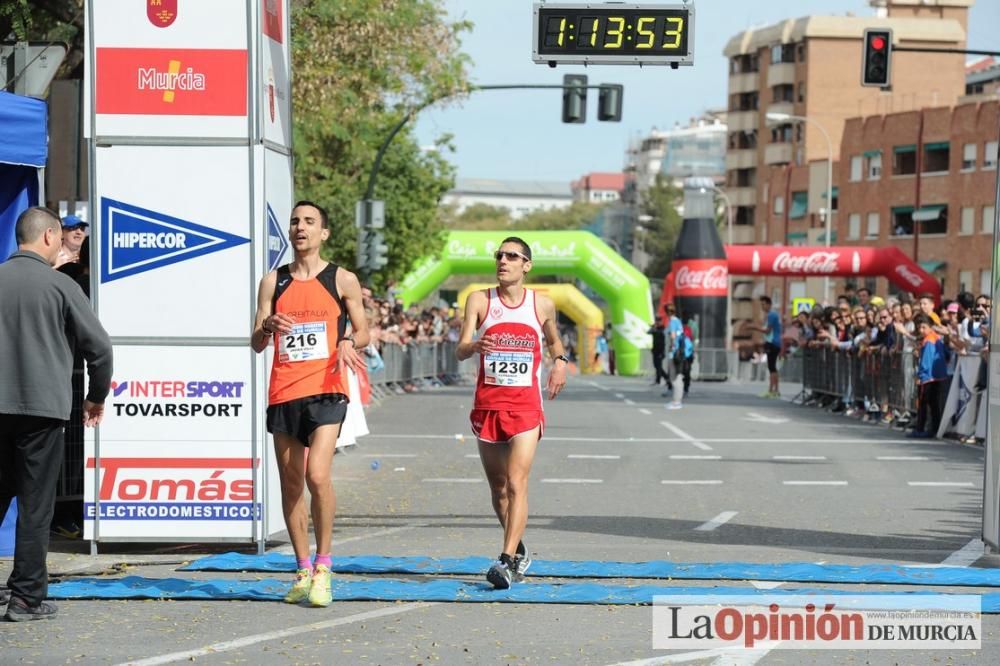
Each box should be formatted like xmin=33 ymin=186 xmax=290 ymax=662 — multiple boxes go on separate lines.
xmin=399 ymin=230 xmax=653 ymax=376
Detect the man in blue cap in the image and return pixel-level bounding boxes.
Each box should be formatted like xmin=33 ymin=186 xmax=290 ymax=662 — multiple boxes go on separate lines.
xmin=53 ymin=214 xmax=88 ymax=269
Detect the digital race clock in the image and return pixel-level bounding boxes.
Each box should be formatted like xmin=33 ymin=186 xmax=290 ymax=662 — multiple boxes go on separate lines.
xmin=532 ymin=2 xmax=694 ymax=66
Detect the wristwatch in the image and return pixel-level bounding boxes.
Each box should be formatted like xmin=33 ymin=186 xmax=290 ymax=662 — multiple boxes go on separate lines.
xmin=555 ymin=354 xmax=570 ymax=364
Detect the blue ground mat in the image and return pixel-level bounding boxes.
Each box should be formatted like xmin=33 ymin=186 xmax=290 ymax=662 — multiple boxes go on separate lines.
xmin=179 ymin=552 xmax=1000 ymax=588
xmin=46 ymin=576 xmax=1000 ymax=610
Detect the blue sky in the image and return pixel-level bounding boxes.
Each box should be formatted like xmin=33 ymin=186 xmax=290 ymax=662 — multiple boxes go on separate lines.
xmin=413 ymin=0 xmax=999 ymax=183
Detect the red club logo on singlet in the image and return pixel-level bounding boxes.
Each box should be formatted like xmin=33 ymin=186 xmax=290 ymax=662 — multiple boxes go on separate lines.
xmin=490 ymin=306 xmax=503 ymax=319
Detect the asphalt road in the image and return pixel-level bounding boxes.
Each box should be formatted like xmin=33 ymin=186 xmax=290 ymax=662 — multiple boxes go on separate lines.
xmin=2 ymin=374 xmax=998 ymax=665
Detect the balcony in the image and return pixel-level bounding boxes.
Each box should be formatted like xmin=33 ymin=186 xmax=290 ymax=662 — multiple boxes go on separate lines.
xmin=730 ymin=225 xmax=756 ymax=244
xmin=764 ymin=142 xmax=793 ymax=165
xmin=726 ymin=187 xmax=756 ymax=207
xmin=727 ymin=110 xmax=758 ymax=132
xmin=766 ymin=62 xmax=796 ymax=87
xmin=766 ymin=101 xmax=795 ymax=119
xmin=728 ymin=71 xmax=759 ymax=94
xmin=725 ymin=149 xmax=756 ymax=170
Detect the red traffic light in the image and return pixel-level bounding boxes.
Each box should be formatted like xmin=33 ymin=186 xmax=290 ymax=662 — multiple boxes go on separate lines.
xmin=870 ymin=35 xmax=886 ymax=51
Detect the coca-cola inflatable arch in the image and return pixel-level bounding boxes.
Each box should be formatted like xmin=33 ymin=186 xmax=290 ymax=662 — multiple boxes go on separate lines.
xmin=661 ymin=245 xmax=941 ymax=315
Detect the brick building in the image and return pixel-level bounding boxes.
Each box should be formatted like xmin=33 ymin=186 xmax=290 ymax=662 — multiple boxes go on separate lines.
xmin=836 ymin=100 xmax=999 ymax=299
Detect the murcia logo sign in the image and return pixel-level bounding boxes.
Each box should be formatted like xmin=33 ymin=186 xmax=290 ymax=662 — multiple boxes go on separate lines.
xmin=100 ymin=198 xmax=249 ymax=283
xmin=267 ymin=203 xmax=288 ymax=272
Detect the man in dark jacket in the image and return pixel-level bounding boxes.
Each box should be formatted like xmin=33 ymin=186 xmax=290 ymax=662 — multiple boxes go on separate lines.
xmin=0 ymin=207 xmax=113 ymax=621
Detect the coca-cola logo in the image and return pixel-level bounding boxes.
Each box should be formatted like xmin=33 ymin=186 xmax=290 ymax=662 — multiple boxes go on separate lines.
xmin=772 ymin=251 xmax=840 ymax=274
xmin=895 ymin=265 xmax=924 ymax=288
xmin=676 ymin=265 xmax=728 ymax=291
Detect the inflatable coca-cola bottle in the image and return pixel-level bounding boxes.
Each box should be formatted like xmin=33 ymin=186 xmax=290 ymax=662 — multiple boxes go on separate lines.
xmin=670 ymin=179 xmax=728 ymax=362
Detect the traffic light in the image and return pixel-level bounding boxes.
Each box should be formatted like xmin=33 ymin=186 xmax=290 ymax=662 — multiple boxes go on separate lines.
xmin=861 ymin=28 xmax=892 ymax=87
xmin=357 ymin=229 xmax=389 ymax=272
xmin=561 ymin=74 xmax=587 ymax=123
xmin=597 ymin=84 xmax=623 ymax=121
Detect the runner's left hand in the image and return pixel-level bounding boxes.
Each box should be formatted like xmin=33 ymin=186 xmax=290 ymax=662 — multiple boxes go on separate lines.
xmin=337 ymin=340 xmax=367 ymax=376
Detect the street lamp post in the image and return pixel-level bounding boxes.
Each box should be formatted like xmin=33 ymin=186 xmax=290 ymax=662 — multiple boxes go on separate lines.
xmin=766 ymin=112 xmax=834 ymax=305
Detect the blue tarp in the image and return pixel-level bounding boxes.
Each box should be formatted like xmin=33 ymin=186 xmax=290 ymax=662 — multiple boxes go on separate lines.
xmin=180 ymin=553 xmax=1000 ymax=588
xmin=0 ymin=90 xmax=47 ymax=261
xmin=45 ymin=576 xmax=1000 ymax=611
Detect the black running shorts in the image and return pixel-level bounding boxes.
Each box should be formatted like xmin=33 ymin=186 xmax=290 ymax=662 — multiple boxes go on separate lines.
xmin=764 ymin=343 xmax=780 ymax=373
xmin=266 ymin=393 xmax=348 ymax=446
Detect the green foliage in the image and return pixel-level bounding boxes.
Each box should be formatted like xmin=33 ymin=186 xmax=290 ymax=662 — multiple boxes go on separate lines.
xmin=292 ymin=0 xmax=472 ymax=289
xmin=441 ymin=201 xmax=603 ymax=234
xmin=638 ymin=175 xmax=684 ymax=279
xmin=440 ymin=203 xmax=513 ymax=230
xmin=516 ymin=202 xmax=604 ymax=232
xmin=0 ymin=0 xmax=83 ymax=80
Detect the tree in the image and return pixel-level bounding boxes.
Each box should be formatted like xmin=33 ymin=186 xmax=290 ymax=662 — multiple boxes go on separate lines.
xmin=0 ymin=0 xmax=84 ymax=80
xmin=439 ymin=203 xmax=513 ymax=230
xmin=517 ymin=201 xmax=604 ymax=232
xmin=292 ymin=0 xmax=472 ymax=289
xmin=638 ymin=175 xmax=684 ymax=280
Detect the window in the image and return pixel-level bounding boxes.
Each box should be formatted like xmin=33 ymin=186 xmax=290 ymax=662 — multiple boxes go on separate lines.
xmin=771 ymin=124 xmax=793 ymax=143
xmin=960 ymin=207 xmax=975 ymax=235
xmin=789 ymin=191 xmax=808 ymax=219
xmin=959 ymin=271 xmax=973 ymax=293
xmin=770 ymin=43 xmax=795 ymax=64
xmin=892 ymin=207 xmax=914 ymax=236
xmin=798 ymin=82 xmax=806 ymax=102
xmin=774 ymin=196 xmax=784 ymax=215
xmin=866 ymin=212 xmax=880 ymax=239
xmin=962 ymin=143 xmax=977 ymax=170
xmin=867 ymin=153 xmax=882 ymax=180
xmin=986 ymin=141 xmax=998 ymax=169
xmin=922 ymin=142 xmax=950 ymax=173
xmin=984 ymin=205 xmax=996 ymax=234
xmin=893 ymin=145 xmax=917 ymax=175
xmin=914 ymin=204 xmax=948 ymax=235
xmin=797 ymin=43 xmax=806 ymax=62
xmin=848 ymin=213 xmax=861 ymax=240
xmin=772 ymin=84 xmax=794 ymax=102
xmin=981 ymin=270 xmax=992 ymax=298
xmin=849 ymin=156 xmax=863 ymax=182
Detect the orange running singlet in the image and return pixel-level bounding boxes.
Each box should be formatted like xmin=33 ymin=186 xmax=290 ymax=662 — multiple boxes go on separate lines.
xmin=268 ymin=263 xmax=349 ymax=405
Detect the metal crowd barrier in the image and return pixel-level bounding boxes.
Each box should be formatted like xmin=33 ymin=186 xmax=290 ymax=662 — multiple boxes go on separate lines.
xmin=801 ymin=347 xmax=917 ymax=413
xmin=689 ymin=348 xmax=803 ymax=383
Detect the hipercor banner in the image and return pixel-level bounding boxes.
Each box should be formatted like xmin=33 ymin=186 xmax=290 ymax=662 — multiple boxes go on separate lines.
xmin=84 ymin=346 xmax=264 ymax=541
xmin=264 ymin=147 xmax=292 ymax=272
xmin=88 ymin=0 xmax=251 ymax=139
xmin=93 ymin=144 xmax=251 ymax=338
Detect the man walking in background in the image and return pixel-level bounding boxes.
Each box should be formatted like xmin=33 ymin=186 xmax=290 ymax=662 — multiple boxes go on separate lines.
xmin=750 ymin=296 xmax=782 ymax=399
xmin=0 ymin=207 xmax=113 ymax=621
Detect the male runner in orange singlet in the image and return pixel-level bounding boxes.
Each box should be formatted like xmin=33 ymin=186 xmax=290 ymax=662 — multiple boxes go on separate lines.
xmin=456 ymin=236 xmax=568 ymax=589
xmin=251 ymin=201 xmax=369 ymax=607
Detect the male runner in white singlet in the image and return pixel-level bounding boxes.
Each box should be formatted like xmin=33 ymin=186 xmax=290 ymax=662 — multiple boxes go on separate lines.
xmin=456 ymin=237 xmax=568 ymax=589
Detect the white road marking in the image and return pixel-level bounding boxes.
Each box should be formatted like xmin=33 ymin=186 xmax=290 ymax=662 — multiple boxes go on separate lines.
xmin=541 ymin=478 xmax=604 ymax=484
xmin=938 ymin=538 xmax=985 ymax=567
xmin=422 ymin=478 xmax=482 ymax=483
xmin=362 ymin=453 xmax=417 ymax=458
xmin=465 ymin=453 xmax=481 ymax=458
xmin=660 ymin=421 xmax=713 ymax=451
xmin=878 ymin=456 xmax=930 ymax=461
xmin=744 ymin=412 xmax=789 ymax=424
xmin=907 ymin=481 xmax=975 ymax=487
xmin=120 ymin=603 xmax=438 ymax=666
xmin=614 ymin=393 xmax=625 ymax=398
xmin=670 ymin=455 xmax=721 ymax=460
xmin=772 ymin=455 xmax=827 ymax=461
xmin=639 ymin=408 xmax=652 ymax=415
xmin=694 ymin=511 xmax=738 ymax=531
xmin=624 ymin=398 xmax=636 ymax=406
xmin=364 ymin=434 xmax=939 ymax=444
xmin=605 ymin=645 xmax=775 ymax=666
xmin=782 ymin=481 xmax=848 ymax=486
xmin=568 ymin=454 xmax=621 ymax=460
xmin=661 ymin=480 xmax=723 ymax=485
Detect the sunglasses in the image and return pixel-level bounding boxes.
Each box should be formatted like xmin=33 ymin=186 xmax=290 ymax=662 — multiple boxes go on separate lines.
xmin=64 ymin=225 xmax=86 ymax=231
xmin=494 ymin=250 xmax=529 ymax=262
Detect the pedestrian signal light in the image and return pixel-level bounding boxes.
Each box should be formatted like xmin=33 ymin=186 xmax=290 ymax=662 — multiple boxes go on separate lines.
xmin=597 ymin=83 xmax=623 ymax=121
xmin=561 ymin=73 xmax=587 ymax=123
xmin=861 ymin=28 xmax=892 ymax=87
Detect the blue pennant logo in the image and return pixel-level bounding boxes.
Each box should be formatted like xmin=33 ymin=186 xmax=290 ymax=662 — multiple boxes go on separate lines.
xmin=100 ymin=198 xmax=250 ymax=283
xmin=266 ymin=203 xmax=288 ymax=272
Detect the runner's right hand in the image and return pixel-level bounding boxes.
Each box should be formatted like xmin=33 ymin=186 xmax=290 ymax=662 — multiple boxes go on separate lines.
xmin=472 ymin=334 xmax=497 ymax=355
xmin=266 ymin=313 xmax=296 ymax=334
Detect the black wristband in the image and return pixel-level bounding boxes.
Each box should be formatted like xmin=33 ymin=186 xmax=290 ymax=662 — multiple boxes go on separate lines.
xmin=555 ymin=354 xmax=570 ymax=364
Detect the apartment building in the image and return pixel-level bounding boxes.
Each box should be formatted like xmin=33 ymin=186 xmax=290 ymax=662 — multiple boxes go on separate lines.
xmin=722 ymin=0 xmax=971 ymax=250
xmin=837 ymin=100 xmax=999 ymax=298
xmin=571 ymin=172 xmax=626 ymax=203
